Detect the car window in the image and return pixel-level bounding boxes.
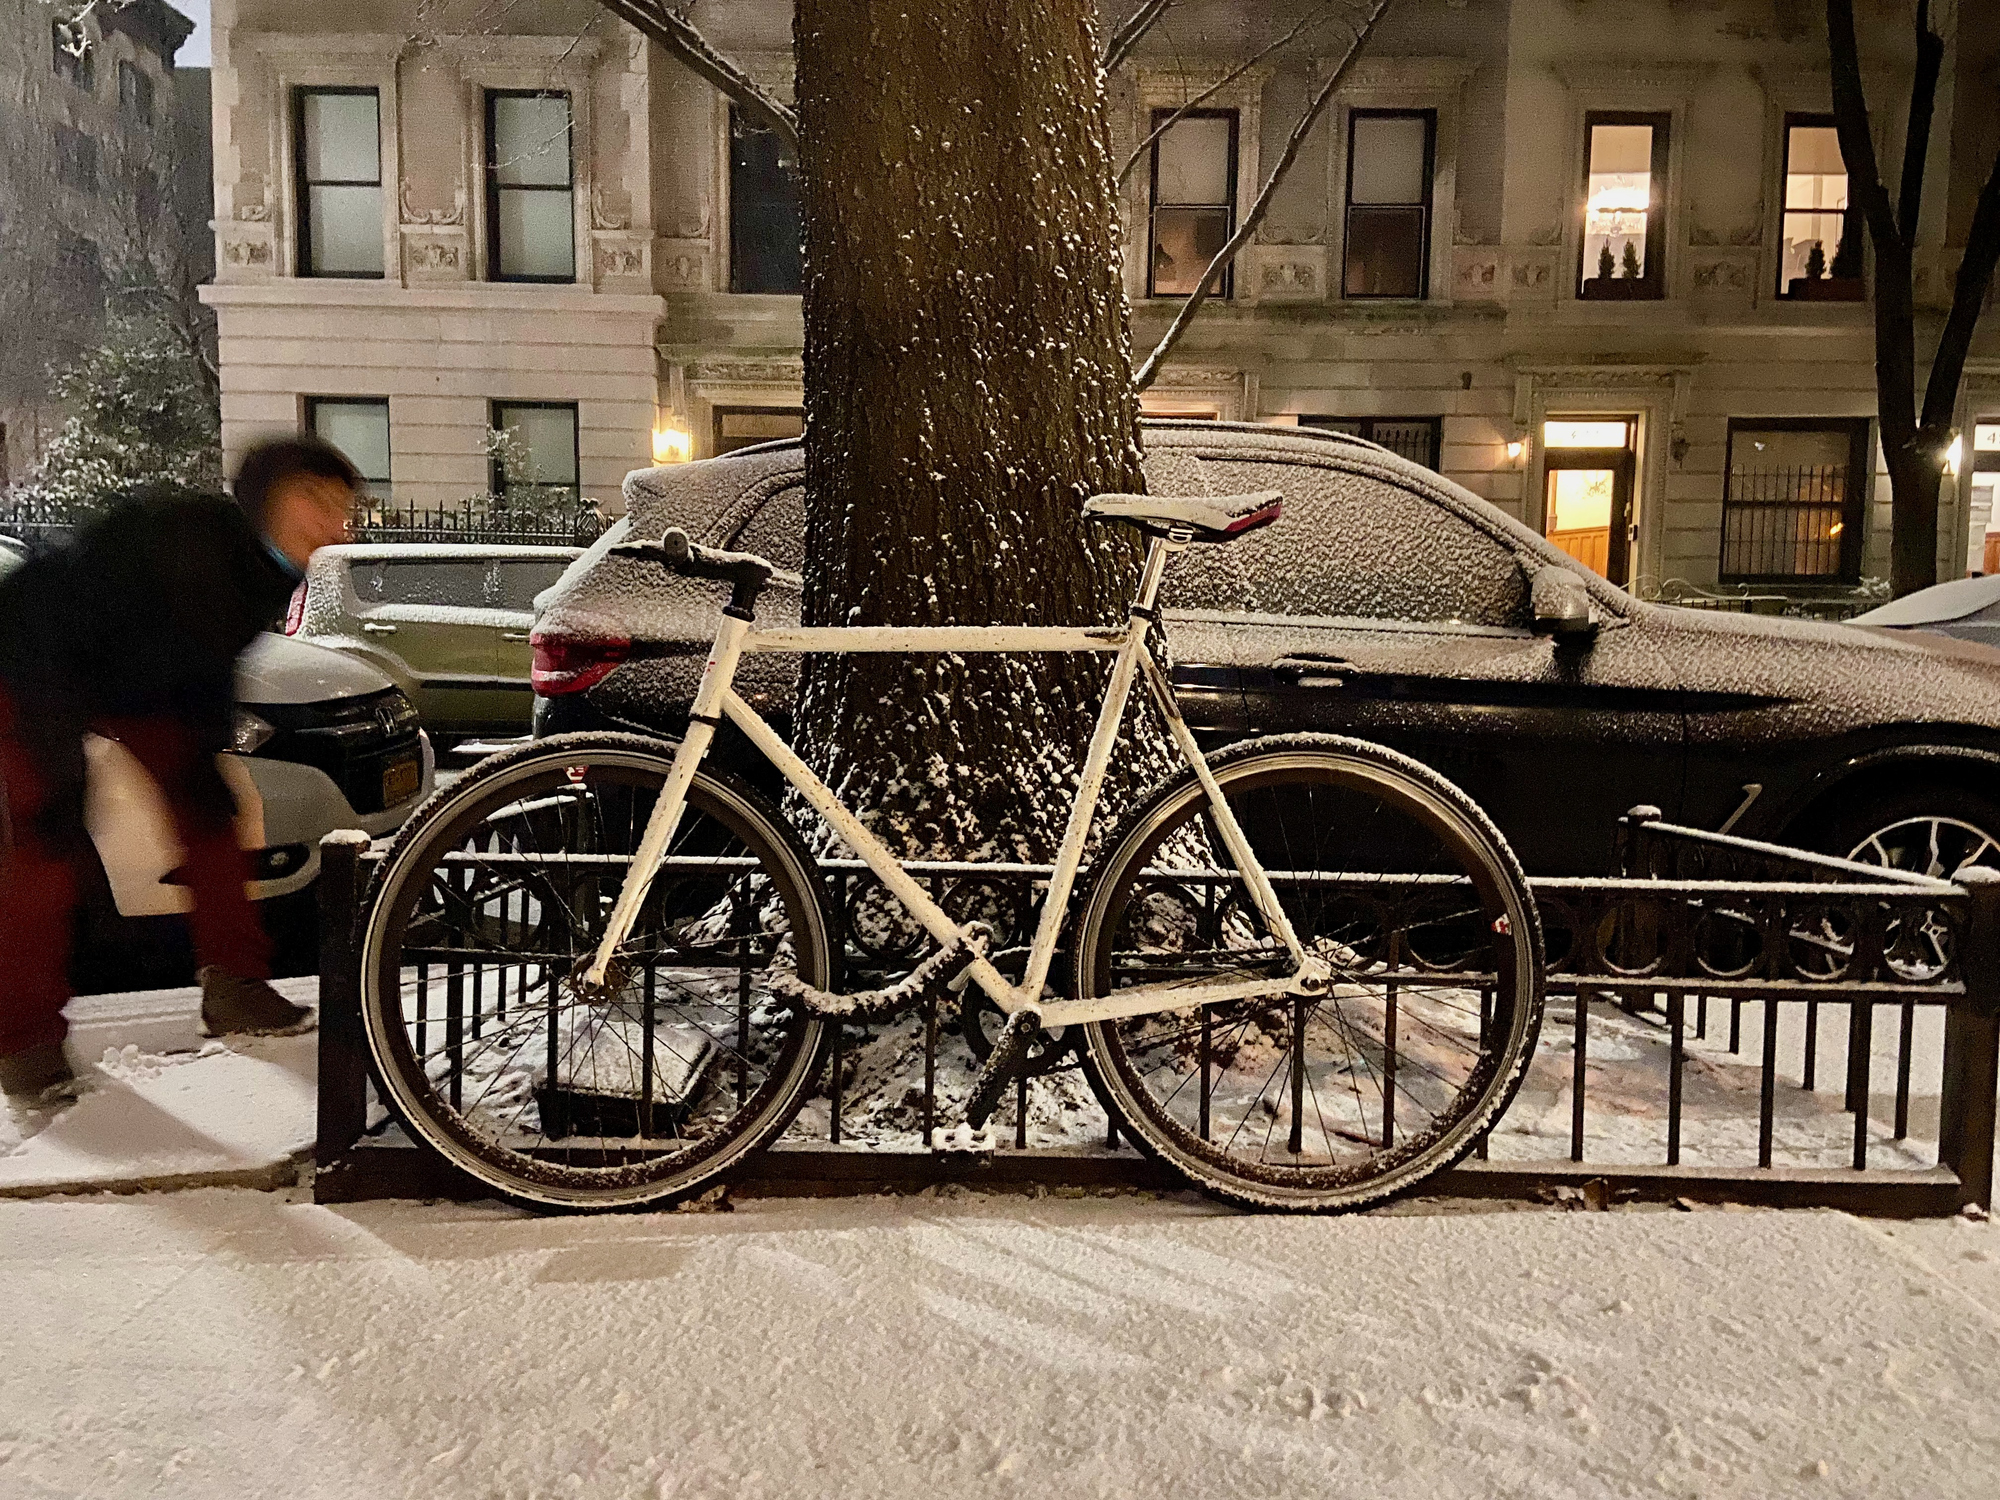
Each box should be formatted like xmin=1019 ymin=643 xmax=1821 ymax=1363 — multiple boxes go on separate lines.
xmin=728 ymin=485 xmax=806 ymax=571
xmin=352 ymin=560 xmax=490 ymax=608
xmin=493 ymin=560 xmax=571 ymax=611
xmin=1162 ymin=458 xmax=1530 ymax=628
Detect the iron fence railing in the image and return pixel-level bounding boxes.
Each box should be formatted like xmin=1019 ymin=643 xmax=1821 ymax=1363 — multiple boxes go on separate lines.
xmin=1721 ymin=463 xmax=1854 ymax=582
xmin=0 ymin=495 xmax=609 ymax=551
xmin=313 ymin=809 xmax=1999 ymax=1213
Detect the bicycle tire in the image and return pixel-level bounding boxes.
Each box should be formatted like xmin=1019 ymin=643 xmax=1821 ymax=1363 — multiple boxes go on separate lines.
xmin=1074 ymin=734 xmax=1544 ymax=1211
xmin=359 ymin=732 xmax=831 ymax=1211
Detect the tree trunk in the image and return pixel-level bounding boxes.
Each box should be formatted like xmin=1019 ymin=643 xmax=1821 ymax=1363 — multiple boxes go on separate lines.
xmin=792 ymin=0 xmax=1156 ymax=863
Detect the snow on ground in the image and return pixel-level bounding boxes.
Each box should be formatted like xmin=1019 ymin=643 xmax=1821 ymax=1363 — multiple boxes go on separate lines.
xmin=0 ymin=1188 xmax=1995 ymax=1499
xmin=0 ymin=979 xmax=318 ymax=1196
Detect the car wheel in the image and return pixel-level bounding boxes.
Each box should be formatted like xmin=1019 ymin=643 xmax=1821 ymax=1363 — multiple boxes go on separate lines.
xmin=1814 ymin=786 xmax=2000 ymax=879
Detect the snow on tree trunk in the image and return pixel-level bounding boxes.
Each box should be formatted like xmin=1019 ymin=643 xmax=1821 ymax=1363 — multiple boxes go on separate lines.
xmin=793 ymin=0 xmax=1157 ymax=863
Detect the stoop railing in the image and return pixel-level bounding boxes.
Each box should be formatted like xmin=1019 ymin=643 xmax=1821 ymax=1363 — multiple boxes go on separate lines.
xmin=311 ymin=810 xmax=1999 ymax=1214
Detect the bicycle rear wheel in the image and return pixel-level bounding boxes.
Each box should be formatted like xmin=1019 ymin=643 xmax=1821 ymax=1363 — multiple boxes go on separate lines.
xmin=1074 ymin=734 xmax=1543 ymax=1211
xmin=359 ymin=733 xmax=830 ymax=1211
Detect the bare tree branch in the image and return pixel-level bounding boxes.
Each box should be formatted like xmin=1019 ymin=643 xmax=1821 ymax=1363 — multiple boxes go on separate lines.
xmin=594 ymin=0 xmax=797 ymax=146
xmin=1117 ymin=3 xmax=1353 ymax=189
xmin=1897 ymin=0 xmax=1944 ymax=243
xmin=1101 ymin=0 xmax=1173 ymax=76
xmin=1825 ymin=0 xmax=1900 ymax=254
xmin=1135 ymin=0 xmax=1391 ymax=392
xmin=1920 ymin=143 xmax=2000 ymax=438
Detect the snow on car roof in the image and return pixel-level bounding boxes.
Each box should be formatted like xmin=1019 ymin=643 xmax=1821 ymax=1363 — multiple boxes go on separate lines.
xmin=1850 ymin=573 xmax=2000 ymax=627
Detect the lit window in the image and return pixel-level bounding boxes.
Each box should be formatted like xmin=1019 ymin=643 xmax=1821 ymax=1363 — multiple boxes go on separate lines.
xmin=1722 ymin=420 xmax=1869 ymax=582
xmin=308 ymin=398 xmax=391 ymax=501
xmin=1344 ymin=111 xmax=1433 ymax=299
xmin=492 ymin=402 xmax=580 ymax=504
xmin=713 ymin=407 xmax=803 ymax=456
xmin=295 ymin=89 xmax=383 ymax=277
xmin=730 ymin=107 xmax=802 ymax=294
xmin=486 ymin=92 xmax=575 ymax=283
xmin=1149 ymin=110 xmax=1236 ymax=298
xmin=1780 ymin=118 xmax=1861 ymax=298
xmin=1542 ymin=420 xmax=1632 ymax=449
xmin=1580 ymin=114 xmax=1668 ymax=299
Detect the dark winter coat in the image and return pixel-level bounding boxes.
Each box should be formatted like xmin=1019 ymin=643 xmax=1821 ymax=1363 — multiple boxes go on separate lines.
xmin=0 ymin=490 xmax=298 ymax=767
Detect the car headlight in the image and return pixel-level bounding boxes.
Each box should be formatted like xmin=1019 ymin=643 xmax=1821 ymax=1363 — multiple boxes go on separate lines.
xmin=230 ymin=708 xmax=275 ymax=755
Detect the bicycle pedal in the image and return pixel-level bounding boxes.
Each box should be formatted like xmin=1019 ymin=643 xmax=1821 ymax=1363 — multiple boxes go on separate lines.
xmin=930 ymin=1122 xmax=996 ymax=1155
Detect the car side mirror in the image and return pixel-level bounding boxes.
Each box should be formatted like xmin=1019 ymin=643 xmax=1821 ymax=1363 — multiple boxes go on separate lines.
xmin=1531 ymin=568 xmax=1598 ymax=642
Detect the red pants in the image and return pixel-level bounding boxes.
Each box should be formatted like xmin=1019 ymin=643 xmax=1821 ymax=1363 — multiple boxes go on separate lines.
xmin=0 ymin=686 xmax=269 ymax=1056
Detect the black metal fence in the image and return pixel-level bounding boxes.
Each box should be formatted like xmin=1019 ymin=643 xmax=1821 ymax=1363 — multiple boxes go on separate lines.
xmin=313 ymin=810 xmax=1998 ymax=1213
xmin=355 ymin=501 xmax=608 ymax=548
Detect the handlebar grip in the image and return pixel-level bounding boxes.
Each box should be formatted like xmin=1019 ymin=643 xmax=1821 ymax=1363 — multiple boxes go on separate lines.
xmin=611 ymin=526 xmax=775 ymax=614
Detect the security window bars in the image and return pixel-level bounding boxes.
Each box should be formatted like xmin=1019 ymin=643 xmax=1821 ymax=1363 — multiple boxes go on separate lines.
xmin=486 ymin=92 xmax=575 ymax=282
xmin=55 ymin=126 xmax=97 ymax=191
xmin=307 ymin=397 xmax=391 ymax=502
xmin=1579 ymin=113 xmax=1668 ymax=300
xmin=118 ymin=60 xmax=153 ymax=124
xmin=295 ymin=88 xmax=383 ymax=278
xmin=1298 ymin=415 xmax=1442 ymax=471
xmin=1721 ymin=420 xmax=1870 ymax=583
xmin=1148 ymin=109 xmax=1237 ymax=299
xmin=51 ymin=22 xmax=93 ymax=89
xmin=729 ymin=107 xmax=803 ymax=294
xmin=1780 ymin=117 xmax=1862 ymax=300
xmin=491 ymin=402 xmax=580 ymax=507
xmin=1344 ymin=111 xmax=1434 ymax=299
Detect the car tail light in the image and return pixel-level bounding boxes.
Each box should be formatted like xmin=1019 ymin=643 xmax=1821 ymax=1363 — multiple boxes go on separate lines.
xmin=284 ymin=582 xmax=307 ymax=635
xmin=531 ymin=632 xmax=631 ymax=695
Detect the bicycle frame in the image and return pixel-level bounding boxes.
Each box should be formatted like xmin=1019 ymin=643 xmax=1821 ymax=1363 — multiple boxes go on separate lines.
xmin=581 ymin=534 xmax=1323 ymax=1027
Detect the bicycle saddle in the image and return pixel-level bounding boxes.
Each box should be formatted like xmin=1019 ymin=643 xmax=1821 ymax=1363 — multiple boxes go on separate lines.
xmin=1083 ymin=489 xmax=1282 ymax=542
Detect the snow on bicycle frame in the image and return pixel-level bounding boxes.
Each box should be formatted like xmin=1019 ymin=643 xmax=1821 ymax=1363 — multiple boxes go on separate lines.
xmin=580 ymin=488 xmax=1327 ymax=1034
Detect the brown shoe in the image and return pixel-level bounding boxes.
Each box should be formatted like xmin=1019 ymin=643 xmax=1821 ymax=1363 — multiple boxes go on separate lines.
xmin=0 ymin=1041 xmax=78 ymax=1104
xmin=199 ymin=968 xmax=316 ymax=1037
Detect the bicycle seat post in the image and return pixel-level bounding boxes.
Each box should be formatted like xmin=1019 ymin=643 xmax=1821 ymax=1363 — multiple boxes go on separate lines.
xmin=1130 ymin=530 xmax=1188 ymax=620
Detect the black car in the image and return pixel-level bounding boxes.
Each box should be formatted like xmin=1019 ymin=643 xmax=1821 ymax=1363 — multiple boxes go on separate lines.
xmin=533 ymin=422 xmax=2000 ymax=878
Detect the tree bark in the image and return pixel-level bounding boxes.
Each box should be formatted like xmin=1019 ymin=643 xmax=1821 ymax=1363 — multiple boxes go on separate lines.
xmin=793 ymin=0 xmax=1154 ymax=863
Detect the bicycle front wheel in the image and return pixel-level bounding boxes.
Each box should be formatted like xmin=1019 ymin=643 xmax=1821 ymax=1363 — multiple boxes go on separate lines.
xmin=359 ymin=732 xmax=831 ymax=1211
xmin=1075 ymin=734 xmax=1543 ymax=1211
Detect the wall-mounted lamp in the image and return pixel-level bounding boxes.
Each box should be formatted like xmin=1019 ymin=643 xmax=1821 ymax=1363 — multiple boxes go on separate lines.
xmin=1945 ymin=433 xmax=1965 ymax=478
xmin=652 ymin=427 xmax=693 ymax=465
xmin=1505 ymin=439 xmax=1526 ymax=462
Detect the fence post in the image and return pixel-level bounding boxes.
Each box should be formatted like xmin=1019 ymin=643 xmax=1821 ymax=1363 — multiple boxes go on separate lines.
xmin=1939 ymin=867 xmax=2000 ymax=1212
xmin=314 ymin=830 xmax=372 ymax=1174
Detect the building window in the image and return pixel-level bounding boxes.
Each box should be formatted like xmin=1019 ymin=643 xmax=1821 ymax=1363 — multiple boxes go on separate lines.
xmin=486 ymin=92 xmax=575 ymax=283
xmin=1721 ymin=419 xmax=1870 ymax=583
xmin=1579 ymin=113 xmax=1668 ymax=300
xmin=51 ymin=21 xmax=93 ymax=90
xmin=713 ymin=407 xmax=804 ymax=457
xmin=1779 ymin=116 xmax=1862 ymax=300
xmin=307 ymin=398 xmax=391 ymax=502
xmin=1343 ymin=111 xmax=1434 ymax=299
xmin=118 ymin=60 xmax=153 ymax=124
xmin=1297 ymin=415 xmax=1441 ymax=471
xmin=1148 ymin=109 xmax=1237 ymax=298
xmin=491 ymin=402 xmax=580 ymax=505
xmin=729 ymin=107 xmax=802 ymax=294
xmin=295 ymin=88 xmax=383 ymax=278
xmin=1968 ymin=423 xmax=2000 ymax=576
xmin=55 ymin=126 xmax=97 ymax=191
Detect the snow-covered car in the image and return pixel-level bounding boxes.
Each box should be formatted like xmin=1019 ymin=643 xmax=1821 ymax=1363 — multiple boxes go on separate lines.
xmin=73 ymin=632 xmax=434 ymax=989
xmin=1850 ymin=574 xmax=2000 ymax=650
xmin=531 ymin=422 xmax=2000 ymax=878
xmin=289 ymin=543 xmax=581 ymax=749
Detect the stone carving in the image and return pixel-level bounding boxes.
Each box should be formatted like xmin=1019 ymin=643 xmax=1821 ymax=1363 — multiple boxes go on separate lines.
xmin=1693 ymin=260 xmax=1748 ymax=290
xmin=1527 ymin=223 xmax=1564 ymax=247
xmin=399 ymin=183 xmax=465 ymax=227
xmin=406 ymin=240 xmax=462 ymax=272
xmin=1511 ymin=261 xmax=1550 ymax=289
xmin=693 ymin=358 xmax=805 ymax=385
xmin=1688 ymin=223 xmax=1721 ymax=246
xmin=591 ymin=185 xmax=632 ymax=232
xmin=1260 ymin=261 xmax=1316 ymax=293
xmin=234 ymin=202 xmax=269 ymax=223
xmin=223 ymin=239 xmax=270 ymax=266
xmin=661 ymin=253 xmax=704 ymax=289
xmin=1457 ymin=258 xmax=1499 ymax=293
xmin=597 ymin=243 xmax=645 ymax=277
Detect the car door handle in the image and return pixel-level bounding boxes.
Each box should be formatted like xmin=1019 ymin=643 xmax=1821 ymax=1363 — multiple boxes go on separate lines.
xmin=1272 ymin=656 xmax=1354 ymax=690
xmin=362 ymin=622 xmax=398 ymax=635
xmin=500 ymin=631 xmax=531 ymax=642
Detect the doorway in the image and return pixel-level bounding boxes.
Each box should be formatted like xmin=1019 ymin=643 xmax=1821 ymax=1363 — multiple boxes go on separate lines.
xmin=1542 ymin=417 xmax=1636 ymax=584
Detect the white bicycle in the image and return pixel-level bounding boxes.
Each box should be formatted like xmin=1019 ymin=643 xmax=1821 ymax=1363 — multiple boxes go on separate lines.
xmin=359 ymin=490 xmax=1544 ymax=1211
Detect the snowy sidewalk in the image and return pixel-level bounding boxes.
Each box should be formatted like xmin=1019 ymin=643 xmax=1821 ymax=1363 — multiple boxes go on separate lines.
xmin=0 ymin=1189 xmax=1996 ymax=1498
xmin=0 ymin=979 xmax=319 ymax=1198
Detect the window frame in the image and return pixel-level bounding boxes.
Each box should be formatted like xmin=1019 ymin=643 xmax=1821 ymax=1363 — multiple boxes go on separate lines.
xmin=305 ymin=396 xmax=392 ymax=501
xmin=484 ymin=89 xmax=577 ymax=285
xmin=727 ymin=104 xmax=804 ymax=295
xmin=1147 ymin=107 xmax=1239 ymax=301
xmin=1720 ymin=417 xmax=1871 ymax=585
xmin=1342 ymin=109 xmax=1436 ymax=301
xmin=1776 ymin=112 xmax=1864 ymax=301
xmin=118 ymin=59 xmax=153 ymax=124
xmin=490 ymin=400 xmax=581 ymax=504
xmin=293 ymin=85 xmax=385 ymax=280
xmin=712 ymin=405 xmax=805 ymax=458
xmin=1577 ymin=110 xmax=1671 ymax=302
xmin=1297 ymin=415 xmax=1443 ymax=472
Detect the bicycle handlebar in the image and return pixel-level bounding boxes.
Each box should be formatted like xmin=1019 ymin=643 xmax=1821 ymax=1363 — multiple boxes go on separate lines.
xmin=611 ymin=527 xmax=774 ymax=617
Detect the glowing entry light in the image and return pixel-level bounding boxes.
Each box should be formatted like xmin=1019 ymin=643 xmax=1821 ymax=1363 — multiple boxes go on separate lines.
xmin=1945 ymin=434 xmax=1964 ymax=477
xmin=652 ymin=427 xmax=693 ymax=464
xmin=1506 ymin=439 xmax=1526 ymax=461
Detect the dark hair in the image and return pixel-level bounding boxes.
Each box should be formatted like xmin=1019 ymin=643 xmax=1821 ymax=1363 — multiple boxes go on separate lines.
xmin=230 ymin=435 xmax=361 ymax=529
